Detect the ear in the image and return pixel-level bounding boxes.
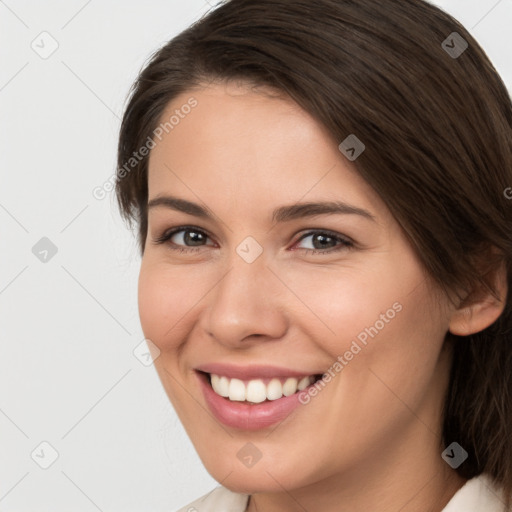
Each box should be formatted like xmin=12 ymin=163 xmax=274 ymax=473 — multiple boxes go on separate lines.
xmin=449 ymin=255 xmax=508 ymax=336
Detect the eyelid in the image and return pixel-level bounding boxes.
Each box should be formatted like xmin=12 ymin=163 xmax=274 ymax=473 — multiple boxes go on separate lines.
xmin=153 ymin=225 xmax=215 ymax=246
xmin=290 ymin=230 xmax=355 ymax=255
xmin=294 ymin=229 xmax=353 ymax=245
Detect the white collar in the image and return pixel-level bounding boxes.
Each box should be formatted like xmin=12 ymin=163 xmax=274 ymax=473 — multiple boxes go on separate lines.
xmin=441 ymin=473 xmax=506 ymax=511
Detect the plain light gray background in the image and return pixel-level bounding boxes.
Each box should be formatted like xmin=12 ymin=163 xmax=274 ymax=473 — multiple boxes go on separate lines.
xmin=0 ymin=1 xmax=511 ymax=511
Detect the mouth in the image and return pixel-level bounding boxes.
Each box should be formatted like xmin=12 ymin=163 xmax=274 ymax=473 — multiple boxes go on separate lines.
xmin=194 ymin=363 xmax=326 ymax=429
xmin=200 ymin=371 xmax=323 ymax=404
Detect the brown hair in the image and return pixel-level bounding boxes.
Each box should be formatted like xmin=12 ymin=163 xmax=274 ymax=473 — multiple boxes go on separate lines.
xmin=116 ymin=0 xmax=512 ymax=507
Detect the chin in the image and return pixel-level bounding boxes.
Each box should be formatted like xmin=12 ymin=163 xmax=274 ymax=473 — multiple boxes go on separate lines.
xmin=202 ymin=454 xmax=313 ymax=495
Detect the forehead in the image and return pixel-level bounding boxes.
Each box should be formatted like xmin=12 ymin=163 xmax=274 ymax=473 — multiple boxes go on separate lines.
xmin=147 ymin=82 xmax=388 ymax=223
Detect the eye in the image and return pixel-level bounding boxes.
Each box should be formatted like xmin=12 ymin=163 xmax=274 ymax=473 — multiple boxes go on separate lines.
xmin=153 ymin=226 xmax=354 ymax=256
xmin=153 ymin=226 xmax=214 ymax=253
xmin=293 ymin=230 xmax=354 ymax=255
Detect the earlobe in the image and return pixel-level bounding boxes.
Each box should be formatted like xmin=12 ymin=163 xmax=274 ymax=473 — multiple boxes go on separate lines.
xmin=449 ymin=297 xmax=506 ymax=336
xmin=448 ymin=259 xmax=508 ymax=336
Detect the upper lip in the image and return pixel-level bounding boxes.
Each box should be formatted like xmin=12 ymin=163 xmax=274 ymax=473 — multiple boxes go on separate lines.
xmin=196 ymin=363 xmax=321 ymax=381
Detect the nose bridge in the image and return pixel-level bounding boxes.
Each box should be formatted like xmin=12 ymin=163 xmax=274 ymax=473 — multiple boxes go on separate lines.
xmin=220 ymin=257 xmax=263 ymax=307
xmin=203 ymin=242 xmax=287 ymax=344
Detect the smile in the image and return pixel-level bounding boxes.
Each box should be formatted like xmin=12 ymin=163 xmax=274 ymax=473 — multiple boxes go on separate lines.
xmin=195 ymin=365 xmax=324 ymax=430
xmin=208 ymin=373 xmax=319 ymax=403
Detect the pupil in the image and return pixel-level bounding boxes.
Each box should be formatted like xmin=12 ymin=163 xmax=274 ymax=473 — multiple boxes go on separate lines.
xmin=313 ymin=234 xmax=334 ymax=249
xmin=185 ymin=231 xmax=204 ymax=246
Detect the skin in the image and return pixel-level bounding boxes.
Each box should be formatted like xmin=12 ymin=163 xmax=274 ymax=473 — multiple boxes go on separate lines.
xmin=138 ymin=82 xmax=506 ymax=511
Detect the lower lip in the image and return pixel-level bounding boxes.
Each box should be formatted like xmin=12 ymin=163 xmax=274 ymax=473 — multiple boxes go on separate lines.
xmin=197 ymin=372 xmax=307 ymax=430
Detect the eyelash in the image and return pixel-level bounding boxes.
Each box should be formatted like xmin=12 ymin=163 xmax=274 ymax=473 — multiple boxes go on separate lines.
xmin=153 ymin=225 xmax=354 ymax=256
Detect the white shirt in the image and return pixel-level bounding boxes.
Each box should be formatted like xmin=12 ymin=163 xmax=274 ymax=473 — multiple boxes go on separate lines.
xmin=175 ymin=473 xmax=507 ymax=512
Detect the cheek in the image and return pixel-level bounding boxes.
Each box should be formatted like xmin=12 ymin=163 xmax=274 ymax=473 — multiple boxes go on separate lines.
xmin=138 ymin=266 xmax=166 ymax=343
xmin=137 ymin=260 xmax=204 ymax=416
xmin=278 ymin=258 xmax=413 ymax=349
xmin=322 ymin=277 xmax=448 ymax=434
xmin=283 ymin=253 xmax=445 ymax=387
xmin=137 ymin=260 xmax=198 ymax=350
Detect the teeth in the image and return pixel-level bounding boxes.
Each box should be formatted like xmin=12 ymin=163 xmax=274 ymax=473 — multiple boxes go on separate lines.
xmin=228 ymin=378 xmax=246 ymax=401
xmin=266 ymin=378 xmax=283 ymax=400
xmin=246 ymin=380 xmax=267 ymax=403
xmin=297 ymin=376 xmax=311 ymax=391
xmin=282 ymin=377 xmax=298 ymax=396
xmin=210 ymin=374 xmax=316 ymax=402
xmin=210 ymin=374 xmax=229 ymax=397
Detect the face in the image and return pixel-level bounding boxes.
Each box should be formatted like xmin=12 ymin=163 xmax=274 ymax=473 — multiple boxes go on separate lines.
xmin=139 ymin=82 xmax=455 ymax=495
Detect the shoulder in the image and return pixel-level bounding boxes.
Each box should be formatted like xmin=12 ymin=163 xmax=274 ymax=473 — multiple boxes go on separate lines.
xmin=442 ymin=473 xmax=509 ymax=512
xmin=175 ymin=485 xmax=250 ymax=512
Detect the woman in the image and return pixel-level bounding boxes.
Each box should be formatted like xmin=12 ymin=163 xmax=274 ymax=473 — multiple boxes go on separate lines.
xmin=115 ymin=0 xmax=512 ymax=510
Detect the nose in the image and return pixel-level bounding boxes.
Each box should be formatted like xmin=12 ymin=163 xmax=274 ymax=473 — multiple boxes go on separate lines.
xmin=200 ymin=250 xmax=289 ymax=348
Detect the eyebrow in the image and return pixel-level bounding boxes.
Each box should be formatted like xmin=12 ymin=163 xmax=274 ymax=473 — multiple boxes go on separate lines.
xmin=147 ymin=195 xmax=376 ymax=223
